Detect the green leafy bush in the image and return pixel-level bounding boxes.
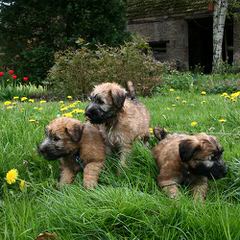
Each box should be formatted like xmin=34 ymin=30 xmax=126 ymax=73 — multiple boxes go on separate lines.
xmin=48 ymin=38 xmax=163 ymax=97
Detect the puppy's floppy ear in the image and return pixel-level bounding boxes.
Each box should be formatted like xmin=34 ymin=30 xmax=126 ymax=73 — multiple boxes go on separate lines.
xmin=65 ymin=123 xmax=84 ymax=142
xmin=153 ymin=127 xmax=168 ymax=141
xmin=110 ymin=88 xmax=126 ymax=109
xmin=179 ymin=139 xmax=201 ymax=162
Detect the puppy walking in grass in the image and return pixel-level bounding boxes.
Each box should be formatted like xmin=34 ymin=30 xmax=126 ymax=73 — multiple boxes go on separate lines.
xmin=38 ymin=117 xmax=105 ymax=188
xmin=152 ymin=128 xmax=227 ymax=200
xmin=85 ymin=81 xmax=150 ymax=170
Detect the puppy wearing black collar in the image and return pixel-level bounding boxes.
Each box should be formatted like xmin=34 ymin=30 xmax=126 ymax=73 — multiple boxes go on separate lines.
xmin=38 ymin=117 xmax=105 ymax=188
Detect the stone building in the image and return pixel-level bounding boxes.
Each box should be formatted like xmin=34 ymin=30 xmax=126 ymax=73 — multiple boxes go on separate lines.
xmin=127 ymin=0 xmax=240 ymax=73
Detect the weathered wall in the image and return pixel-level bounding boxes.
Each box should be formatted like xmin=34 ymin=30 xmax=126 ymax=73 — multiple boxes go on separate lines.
xmin=233 ymin=17 xmax=240 ymax=63
xmin=128 ymin=18 xmax=189 ymax=69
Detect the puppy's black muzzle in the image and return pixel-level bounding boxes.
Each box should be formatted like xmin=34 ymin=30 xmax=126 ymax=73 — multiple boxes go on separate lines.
xmin=85 ymin=103 xmax=115 ymax=124
xmin=191 ymin=160 xmax=227 ymax=180
xmin=85 ymin=104 xmax=105 ymax=124
xmin=37 ymin=144 xmax=61 ymax=161
xmin=208 ymin=161 xmax=228 ymax=180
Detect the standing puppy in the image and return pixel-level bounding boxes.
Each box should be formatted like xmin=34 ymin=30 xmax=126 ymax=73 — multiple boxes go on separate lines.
xmin=38 ymin=117 xmax=105 ymax=188
xmin=85 ymin=82 xmax=150 ymax=169
xmin=152 ymin=128 xmax=227 ymax=200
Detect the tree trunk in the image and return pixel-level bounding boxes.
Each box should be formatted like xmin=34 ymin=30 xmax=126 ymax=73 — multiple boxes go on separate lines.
xmin=212 ymin=0 xmax=228 ymax=73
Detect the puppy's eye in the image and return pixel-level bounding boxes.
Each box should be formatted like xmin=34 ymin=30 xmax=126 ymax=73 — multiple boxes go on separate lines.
xmin=96 ymin=99 xmax=104 ymax=104
xmin=53 ymin=136 xmax=60 ymax=142
xmin=212 ymin=149 xmax=223 ymax=161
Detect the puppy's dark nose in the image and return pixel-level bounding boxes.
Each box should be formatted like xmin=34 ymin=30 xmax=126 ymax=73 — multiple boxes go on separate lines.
xmin=85 ymin=109 xmax=91 ymax=118
xmin=85 ymin=105 xmax=98 ymax=117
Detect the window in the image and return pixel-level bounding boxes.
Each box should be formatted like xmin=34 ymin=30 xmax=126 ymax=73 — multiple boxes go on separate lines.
xmin=149 ymin=40 xmax=169 ymax=60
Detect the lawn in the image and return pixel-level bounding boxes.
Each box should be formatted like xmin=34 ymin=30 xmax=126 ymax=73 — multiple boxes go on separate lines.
xmin=0 ymin=90 xmax=240 ymax=240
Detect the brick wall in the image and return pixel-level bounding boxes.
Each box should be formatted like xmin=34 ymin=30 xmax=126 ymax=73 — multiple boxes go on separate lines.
xmin=128 ymin=18 xmax=189 ymax=69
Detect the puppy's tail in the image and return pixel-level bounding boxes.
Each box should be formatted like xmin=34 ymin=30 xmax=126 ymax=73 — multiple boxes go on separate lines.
xmin=153 ymin=127 xmax=168 ymax=141
xmin=126 ymin=81 xmax=136 ymax=100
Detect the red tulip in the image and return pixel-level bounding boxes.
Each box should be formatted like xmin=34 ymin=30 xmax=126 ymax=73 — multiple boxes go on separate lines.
xmin=12 ymin=74 xmax=17 ymax=79
xmin=8 ymin=70 xmax=14 ymax=75
xmin=0 ymin=72 xmax=4 ymax=77
xmin=23 ymin=76 xmax=29 ymax=82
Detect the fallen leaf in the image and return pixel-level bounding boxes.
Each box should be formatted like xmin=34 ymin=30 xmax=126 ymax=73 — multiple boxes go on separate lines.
xmin=35 ymin=232 xmax=57 ymax=240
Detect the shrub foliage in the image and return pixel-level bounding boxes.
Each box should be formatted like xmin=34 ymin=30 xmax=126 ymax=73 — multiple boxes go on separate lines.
xmin=48 ymin=38 xmax=163 ymax=97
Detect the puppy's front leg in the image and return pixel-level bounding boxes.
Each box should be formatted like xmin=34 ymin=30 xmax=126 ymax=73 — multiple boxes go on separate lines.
xmin=59 ymin=159 xmax=79 ymax=186
xmin=119 ymin=144 xmax=132 ymax=169
xmin=162 ymin=185 xmax=180 ymax=199
xmin=157 ymin=175 xmax=181 ymax=199
xmin=83 ymin=161 xmax=104 ymax=189
xmin=191 ymin=176 xmax=208 ymax=201
xmin=116 ymin=145 xmax=132 ymax=176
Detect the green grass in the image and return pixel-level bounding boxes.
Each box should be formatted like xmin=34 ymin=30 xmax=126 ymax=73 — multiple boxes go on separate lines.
xmin=0 ymin=90 xmax=239 ymax=240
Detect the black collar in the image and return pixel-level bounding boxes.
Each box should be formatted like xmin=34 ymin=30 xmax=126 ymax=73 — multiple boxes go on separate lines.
xmin=74 ymin=151 xmax=84 ymax=169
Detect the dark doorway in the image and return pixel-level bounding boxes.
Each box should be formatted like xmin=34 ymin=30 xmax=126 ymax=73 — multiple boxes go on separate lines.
xmin=222 ymin=18 xmax=233 ymax=64
xmin=188 ymin=17 xmax=213 ymax=73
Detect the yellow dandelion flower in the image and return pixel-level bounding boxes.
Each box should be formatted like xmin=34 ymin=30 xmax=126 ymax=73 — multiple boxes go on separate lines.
xmin=6 ymin=169 xmax=18 ymax=184
xmin=6 ymin=106 xmax=13 ymax=110
xmin=182 ymin=100 xmax=187 ymax=104
xmin=60 ymin=107 xmax=69 ymax=112
xmin=172 ymin=104 xmax=176 ymax=107
xmin=231 ymin=91 xmax=240 ymax=98
xmin=191 ymin=121 xmax=198 ymax=127
xmin=169 ymin=88 xmax=175 ymax=92
xmin=62 ymin=112 xmax=73 ymax=118
xmin=67 ymin=96 xmax=73 ymax=100
xmin=19 ymin=180 xmax=26 ymax=191
xmin=38 ymin=107 xmax=43 ymax=111
xmin=68 ymin=103 xmax=76 ymax=109
xmin=4 ymin=101 xmax=12 ymax=106
xmin=28 ymin=99 xmax=34 ymax=103
xmin=149 ymin=128 xmax=153 ymax=134
xmin=29 ymin=119 xmax=37 ymax=123
xmin=201 ymin=91 xmax=206 ymax=95
xmin=221 ymin=92 xmax=228 ymax=97
xmin=40 ymin=100 xmax=46 ymax=104
xmin=72 ymin=108 xmax=85 ymax=114
xmin=59 ymin=101 xmax=64 ymax=104
xmin=201 ymin=100 xmax=206 ymax=104
xmin=13 ymin=96 xmax=19 ymax=100
xmin=21 ymin=97 xmax=28 ymax=102
xmin=166 ymin=107 xmax=171 ymax=110
xmin=176 ymin=96 xmax=180 ymax=100
xmin=219 ymin=118 xmax=226 ymax=123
